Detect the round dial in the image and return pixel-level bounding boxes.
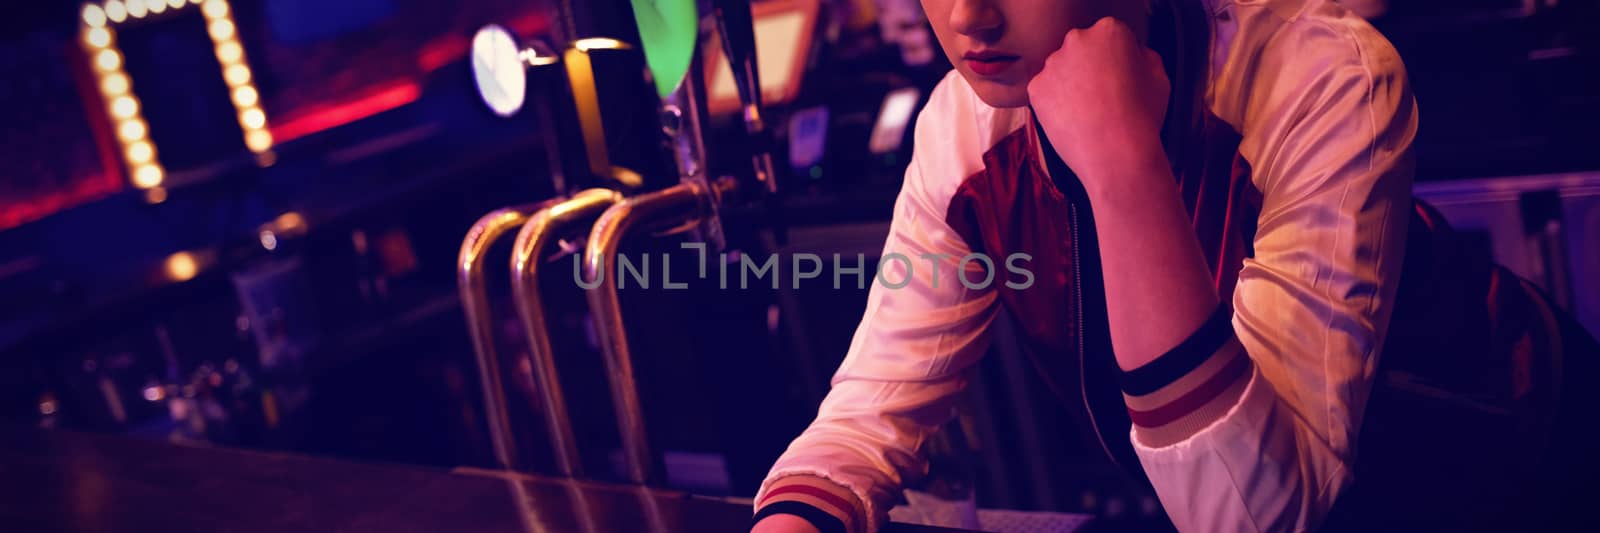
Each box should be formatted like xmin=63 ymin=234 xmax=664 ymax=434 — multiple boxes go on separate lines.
xmin=471 ymin=25 xmax=526 ymax=117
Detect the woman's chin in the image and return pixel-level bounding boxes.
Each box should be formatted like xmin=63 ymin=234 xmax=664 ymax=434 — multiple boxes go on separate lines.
xmin=965 ymin=76 xmax=1031 ymax=109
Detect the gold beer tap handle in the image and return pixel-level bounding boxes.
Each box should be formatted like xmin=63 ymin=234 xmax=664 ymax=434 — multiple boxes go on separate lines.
xmin=509 ymin=188 xmax=623 ymax=478
xmin=458 ymin=200 xmax=561 ymax=472
xmin=580 ymin=176 xmax=735 ymax=485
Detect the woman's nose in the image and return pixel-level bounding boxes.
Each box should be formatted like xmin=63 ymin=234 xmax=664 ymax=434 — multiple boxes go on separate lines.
xmin=948 ymin=0 xmax=1003 ymax=40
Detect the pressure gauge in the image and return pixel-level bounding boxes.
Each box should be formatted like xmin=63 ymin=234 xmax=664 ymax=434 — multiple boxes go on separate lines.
xmin=471 ymin=24 xmax=527 ymax=117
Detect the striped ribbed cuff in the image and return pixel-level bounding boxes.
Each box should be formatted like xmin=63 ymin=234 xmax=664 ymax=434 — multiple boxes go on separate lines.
xmin=1121 ymin=306 xmax=1253 ymax=447
xmin=754 ymin=475 xmax=866 ymax=533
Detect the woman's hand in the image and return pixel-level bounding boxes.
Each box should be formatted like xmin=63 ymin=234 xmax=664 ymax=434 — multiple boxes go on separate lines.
xmin=750 ymin=514 xmax=821 ymax=533
xmin=1026 ymin=16 xmax=1170 ymax=187
xmin=1028 ymin=17 xmax=1218 ymax=372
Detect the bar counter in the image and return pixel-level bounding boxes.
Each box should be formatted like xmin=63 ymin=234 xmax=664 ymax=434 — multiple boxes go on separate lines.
xmin=0 ymin=428 xmax=977 ymax=533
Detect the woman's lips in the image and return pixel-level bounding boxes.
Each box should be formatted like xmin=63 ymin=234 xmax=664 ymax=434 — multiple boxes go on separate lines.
xmin=962 ymin=51 xmax=1020 ymax=77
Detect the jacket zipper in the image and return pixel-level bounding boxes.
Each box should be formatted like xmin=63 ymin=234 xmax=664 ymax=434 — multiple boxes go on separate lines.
xmin=1069 ymin=196 xmax=1122 ymax=470
xmin=1034 ymin=114 xmax=1123 ymax=470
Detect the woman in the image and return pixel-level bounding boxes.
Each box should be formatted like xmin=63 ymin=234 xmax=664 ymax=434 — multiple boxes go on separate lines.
xmin=752 ymin=0 xmax=1596 ymax=532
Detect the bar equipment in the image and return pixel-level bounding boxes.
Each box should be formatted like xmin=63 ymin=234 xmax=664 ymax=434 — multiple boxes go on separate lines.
xmin=508 ymin=188 xmax=623 ymax=477
xmin=581 ymin=0 xmax=773 ymax=485
xmin=458 ymin=202 xmax=557 ymax=472
xmin=461 ymin=22 xmax=630 ymax=473
xmin=461 ymin=0 xmax=775 ymax=487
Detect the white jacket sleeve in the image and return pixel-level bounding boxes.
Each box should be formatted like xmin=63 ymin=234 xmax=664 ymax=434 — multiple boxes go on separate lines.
xmin=1128 ymin=2 xmax=1417 ymax=532
xmin=753 ymin=75 xmax=1000 ymax=533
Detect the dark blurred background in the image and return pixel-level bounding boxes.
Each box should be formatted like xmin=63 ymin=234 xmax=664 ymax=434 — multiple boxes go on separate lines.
xmin=0 ymin=0 xmax=1596 ymax=530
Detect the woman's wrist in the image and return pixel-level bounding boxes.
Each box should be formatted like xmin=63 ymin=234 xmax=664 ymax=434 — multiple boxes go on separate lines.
xmin=752 ymin=513 xmax=823 ymax=533
xmin=1076 ymin=136 xmax=1172 ymax=201
xmin=753 ymin=475 xmax=863 ymax=533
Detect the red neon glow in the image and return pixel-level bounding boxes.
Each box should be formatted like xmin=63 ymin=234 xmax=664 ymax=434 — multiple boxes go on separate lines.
xmin=506 ymin=12 xmax=551 ymax=43
xmin=268 ymin=81 xmax=421 ymax=143
xmin=0 ymin=175 xmax=123 ymax=230
xmin=417 ymin=36 xmax=467 ymax=73
xmin=0 ymin=38 xmax=128 ymax=231
xmin=269 ymin=12 xmax=548 ymax=145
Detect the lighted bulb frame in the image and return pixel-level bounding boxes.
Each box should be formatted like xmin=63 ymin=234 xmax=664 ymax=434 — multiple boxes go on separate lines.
xmin=80 ymin=0 xmax=273 ymax=191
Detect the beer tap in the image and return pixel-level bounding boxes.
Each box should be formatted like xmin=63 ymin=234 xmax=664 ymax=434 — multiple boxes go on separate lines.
xmin=463 ymin=24 xmax=591 ymax=473
xmin=460 ymin=24 xmax=570 ymax=472
xmin=714 ymin=0 xmax=779 ymax=197
xmin=461 ymin=21 xmax=659 ymax=476
xmin=582 ymin=0 xmax=770 ymax=485
xmin=458 ymin=201 xmax=559 ymax=472
xmin=463 ymin=0 xmax=775 ymax=484
xmin=583 ymin=174 xmax=736 ymax=485
xmin=508 ymin=188 xmax=623 ymax=478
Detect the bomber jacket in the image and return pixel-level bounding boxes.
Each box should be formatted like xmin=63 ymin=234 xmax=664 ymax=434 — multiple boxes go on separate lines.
xmin=752 ymin=1 xmax=1575 ymax=531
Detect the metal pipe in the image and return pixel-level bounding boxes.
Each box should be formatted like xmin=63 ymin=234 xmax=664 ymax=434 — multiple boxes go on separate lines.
xmin=580 ymin=177 xmax=737 ymax=485
xmin=712 ymin=0 xmax=778 ymax=196
xmin=509 ymin=188 xmax=623 ymax=478
xmin=459 ymin=201 xmax=560 ymax=471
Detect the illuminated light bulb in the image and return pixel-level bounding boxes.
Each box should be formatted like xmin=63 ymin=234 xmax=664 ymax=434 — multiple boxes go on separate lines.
xmin=259 ymin=230 xmax=278 ymax=251
xmin=164 ymin=251 xmax=197 ymax=281
xmin=83 ymin=5 xmax=107 ymax=27
xmin=169 ymin=0 xmax=187 ymax=8
xmin=274 ymin=211 xmax=306 ymax=232
xmin=119 ymin=119 xmax=147 ymax=141
xmin=86 ymin=27 xmax=112 ymax=48
xmin=240 ymin=108 xmax=265 ymax=129
xmin=245 ymin=129 xmax=272 ymax=152
xmin=95 ymin=49 xmax=121 ymax=71
xmin=224 ymin=64 xmax=250 ymax=85
xmin=101 ymin=73 xmax=130 ymax=95
xmin=144 ymin=186 xmax=168 ymax=204
xmin=127 ymin=141 xmax=154 ymax=164
xmin=147 ymin=0 xmax=166 ymax=14
xmin=106 ymin=1 xmax=127 ymax=23
xmin=231 ymin=85 xmax=257 ymax=107
xmin=215 ymin=41 xmax=242 ymax=63
xmin=126 ymin=0 xmax=147 ymax=18
xmin=133 ymin=165 xmax=164 ymax=188
xmin=202 ymin=0 xmax=227 ymax=19
xmin=111 ymin=95 xmax=139 ymax=118
xmin=208 ymin=19 xmax=234 ymax=40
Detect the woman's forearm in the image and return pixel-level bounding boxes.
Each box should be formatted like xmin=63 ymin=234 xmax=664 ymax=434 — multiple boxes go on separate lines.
xmin=1079 ymin=144 xmax=1219 ymax=371
xmin=1018 ymin=15 xmax=1218 ymax=370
